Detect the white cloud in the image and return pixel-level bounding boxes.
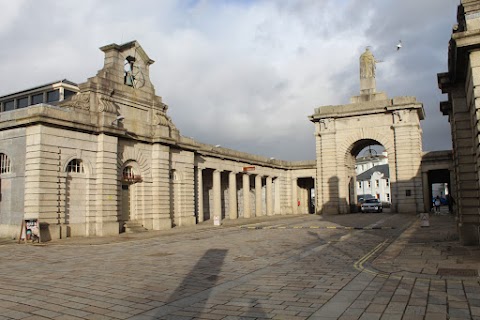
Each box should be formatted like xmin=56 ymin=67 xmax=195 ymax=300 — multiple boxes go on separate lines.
xmin=0 ymin=0 xmax=459 ymax=160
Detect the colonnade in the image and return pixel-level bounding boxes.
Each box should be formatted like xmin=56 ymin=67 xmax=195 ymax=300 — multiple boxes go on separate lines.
xmin=196 ymin=167 xmax=280 ymax=223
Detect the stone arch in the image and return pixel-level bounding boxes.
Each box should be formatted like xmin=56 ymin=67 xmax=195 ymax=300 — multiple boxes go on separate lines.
xmin=118 ymin=159 xmax=143 ymax=230
xmin=117 ymin=147 xmax=151 ymax=182
xmin=63 ymin=157 xmax=93 ymax=236
xmin=116 ymin=146 xmax=153 ymax=231
xmin=340 ymin=130 xmax=394 ymax=161
xmin=120 ymin=160 xmax=142 ymax=181
xmin=63 ymin=156 xmax=93 ymax=177
xmin=310 ymin=95 xmax=425 ymax=215
xmin=341 ymin=136 xmax=393 ymax=213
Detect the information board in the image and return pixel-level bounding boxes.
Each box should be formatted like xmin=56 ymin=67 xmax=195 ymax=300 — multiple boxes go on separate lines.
xmin=18 ymin=219 xmax=41 ymax=244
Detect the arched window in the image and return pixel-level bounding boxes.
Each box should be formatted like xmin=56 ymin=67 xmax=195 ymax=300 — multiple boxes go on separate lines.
xmin=0 ymin=153 xmax=11 ymax=174
xmin=66 ymin=159 xmax=84 ymax=173
xmin=123 ymin=166 xmax=134 ymax=180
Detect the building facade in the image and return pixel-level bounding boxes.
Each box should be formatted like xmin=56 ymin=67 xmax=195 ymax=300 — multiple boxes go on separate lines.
xmin=1 ymin=16 xmax=471 ymax=242
xmin=0 ymin=41 xmax=316 ymax=240
xmin=438 ymin=0 xmax=480 ymax=245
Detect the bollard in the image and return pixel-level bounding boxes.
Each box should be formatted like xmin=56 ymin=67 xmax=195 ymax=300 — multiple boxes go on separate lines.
xmin=420 ymin=212 xmax=430 ymax=227
xmin=214 ymin=216 xmax=221 ymax=226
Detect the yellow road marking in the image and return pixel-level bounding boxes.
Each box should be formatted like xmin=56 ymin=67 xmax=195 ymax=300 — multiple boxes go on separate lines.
xmin=353 ymin=240 xmax=396 ymax=279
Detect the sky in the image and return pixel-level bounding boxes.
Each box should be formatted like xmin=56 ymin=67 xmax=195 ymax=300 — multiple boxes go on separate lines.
xmin=0 ymin=0 xmax=460 ymax=160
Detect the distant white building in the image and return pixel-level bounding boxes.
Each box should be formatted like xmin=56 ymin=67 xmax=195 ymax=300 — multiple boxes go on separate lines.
xmin=356 ymin=152 xmax=391 ymax=203
xmin=355 ymin=152 xmax=388 ymax=175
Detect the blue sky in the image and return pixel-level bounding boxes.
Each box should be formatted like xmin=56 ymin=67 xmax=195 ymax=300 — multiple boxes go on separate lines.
xmin=0 ymin=0 xmax=459 ymax=160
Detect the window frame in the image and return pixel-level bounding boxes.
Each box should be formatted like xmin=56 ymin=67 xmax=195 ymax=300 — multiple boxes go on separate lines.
xmin=0 ymin=153 xmax=12 ymax=174
xmin=66 ymin=159 xmax=85 ymax=174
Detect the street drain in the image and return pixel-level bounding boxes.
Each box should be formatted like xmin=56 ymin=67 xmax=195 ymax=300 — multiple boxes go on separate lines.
xmin=437 ymin=268 xmax=478 ymax=277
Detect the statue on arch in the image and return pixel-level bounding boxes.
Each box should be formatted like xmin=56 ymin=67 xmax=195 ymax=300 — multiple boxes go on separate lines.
xmin=360 ymin=47 xmax=377 ymax=79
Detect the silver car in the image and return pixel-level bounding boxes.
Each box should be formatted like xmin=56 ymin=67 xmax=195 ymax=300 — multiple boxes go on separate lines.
xmin=361 ymin=198 xmax=383 ymax=213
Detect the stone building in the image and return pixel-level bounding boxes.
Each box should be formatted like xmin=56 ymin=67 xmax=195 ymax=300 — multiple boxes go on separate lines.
xmin=1 ymin=3 xmax=471 ymax=242
xmin=438 ymin=0 xmax=480 ymax=245
xmin=0 ymin=41 xmax=316 ymax=240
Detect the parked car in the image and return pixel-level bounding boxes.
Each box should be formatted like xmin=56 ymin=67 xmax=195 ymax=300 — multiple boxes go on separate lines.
xmin=361 ymin=198 xmax=383 ymax=213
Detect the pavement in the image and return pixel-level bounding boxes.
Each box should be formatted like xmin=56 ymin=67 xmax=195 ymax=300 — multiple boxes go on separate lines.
xmin=0 ymin=212 xmax=479 ymax=320
xmin=371 ymin=213 xmax=480 ymax=279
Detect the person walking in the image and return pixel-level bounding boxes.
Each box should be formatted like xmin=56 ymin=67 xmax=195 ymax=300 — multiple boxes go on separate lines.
xmin=434 ymin=196 xmax=441 ymax=214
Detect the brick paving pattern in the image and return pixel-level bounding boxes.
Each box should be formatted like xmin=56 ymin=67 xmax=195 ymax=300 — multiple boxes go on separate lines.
xmin=0 ymin=213 xmax=479 ymax=319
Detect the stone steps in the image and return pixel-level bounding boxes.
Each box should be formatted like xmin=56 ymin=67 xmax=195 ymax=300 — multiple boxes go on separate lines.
xmin=124 ymin=221 xmax=148 ymax=233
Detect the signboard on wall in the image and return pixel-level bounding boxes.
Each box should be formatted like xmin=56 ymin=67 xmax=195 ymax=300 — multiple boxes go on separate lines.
xmin=18 ymin=219 xmax=41 ymax=243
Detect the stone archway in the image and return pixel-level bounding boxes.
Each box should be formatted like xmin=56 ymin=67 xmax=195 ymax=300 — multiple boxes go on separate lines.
xmin=344 ymin=139 xmax=391 ymax=213
xmin=310 ymin=53 xmax=425 ymax=214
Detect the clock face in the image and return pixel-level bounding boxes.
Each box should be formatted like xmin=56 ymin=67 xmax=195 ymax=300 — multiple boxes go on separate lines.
xmin=124 ymin=58 xmax=145 ymax=88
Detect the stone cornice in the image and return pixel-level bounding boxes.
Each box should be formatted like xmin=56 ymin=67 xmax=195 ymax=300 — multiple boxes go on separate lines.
xmin=310 ymin=97 xmax=424 ymax=121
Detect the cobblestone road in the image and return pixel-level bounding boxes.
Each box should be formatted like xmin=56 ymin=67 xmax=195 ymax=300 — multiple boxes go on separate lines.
xmin=0 ymin=213 xmax=478 ymax=320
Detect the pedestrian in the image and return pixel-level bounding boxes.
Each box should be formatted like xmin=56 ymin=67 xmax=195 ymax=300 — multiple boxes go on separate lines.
xmin=434 ymin=196 xmax=441 ymax=214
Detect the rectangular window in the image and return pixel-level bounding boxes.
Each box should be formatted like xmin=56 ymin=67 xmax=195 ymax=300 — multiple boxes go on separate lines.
xmin=17 ymin=97 xmax=29 ymax=108
xmin=406 ymin=190 xmax=411 ymax=197
xmin=64 ymin=89 xmax=77 ymax=99
xmin=0 ymin=153 xmax=11 ymax=174
xmin=376 ymin=180 xmax=380 ymax=188
xmin=32 ymin=93 xmax=43 ymax=104
xmin=386 ymin=179 xmax=390 ymax=186
xmin=46 ymin=90 xmax=59 ymax=103
xmin=4 ymin=100 xmax=14 ymax=111
xmin=386 ymin=193 xmax=390 ymax=201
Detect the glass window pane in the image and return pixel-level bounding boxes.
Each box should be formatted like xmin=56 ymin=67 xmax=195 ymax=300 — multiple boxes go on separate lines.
xmin=4 ymin=100 xmax=14 ymax=111
xmin=47 ymin=90 xmax=59 ymax=103
xmin=32 ymin=93 xmax=43 ymax=104
xmin=64 ymin=90 xmax=76 ymax=99
xmin=0 ymin=153 xmax=11 ymax=174
xmin=17 ymin=97 xmax=29 ymax=108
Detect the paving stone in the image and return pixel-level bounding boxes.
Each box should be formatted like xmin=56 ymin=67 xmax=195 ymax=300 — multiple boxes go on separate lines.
xmin=0 ymin=215 xmax=477 ymax=320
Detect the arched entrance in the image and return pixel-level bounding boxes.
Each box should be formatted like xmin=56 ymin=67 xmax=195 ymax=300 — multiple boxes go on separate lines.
xmin=428 ymin=169 xmax=450 ymax=213
xmin=346 ymin=142 xmax=392 ymax=213
xmin=120 ymin=164 xmax=142 ymax=232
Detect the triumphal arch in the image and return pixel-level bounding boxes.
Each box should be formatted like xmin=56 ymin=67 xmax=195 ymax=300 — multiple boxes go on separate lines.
xmin=310 ymin=49 xmax=425 ymax=214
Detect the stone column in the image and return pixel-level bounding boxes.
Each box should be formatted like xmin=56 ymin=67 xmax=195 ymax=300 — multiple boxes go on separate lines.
xmin=450 ymin=85 xmax=480 ymax=244
xmin=213 ymin=169 xmax=222 ymax=223
xmin=243 ymin=174 xmax=251 ymax=218
xmin=229 ymin=172 xmax=238 ymax=219
xmin=274 ymin=178 xmax=281 ymax=214
xmin=391 ymin=110 xmax=424 ymax=213
xmin=94 ymin=133 xmax=119 ymax=236
xmin=421 ymin=171 xmax=430 ymax=212
xmin=151 ymin=144 xmax=172 ymax=230
xmin=266 ymin=176 xmax=273 ymax=216
xmin=292 ymin=177 xmax=298 ymax=214
xmin=255 ymin=175 xmax=262 ymax=217
xmin=197 ymin=167 xmax=204 ymax=223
